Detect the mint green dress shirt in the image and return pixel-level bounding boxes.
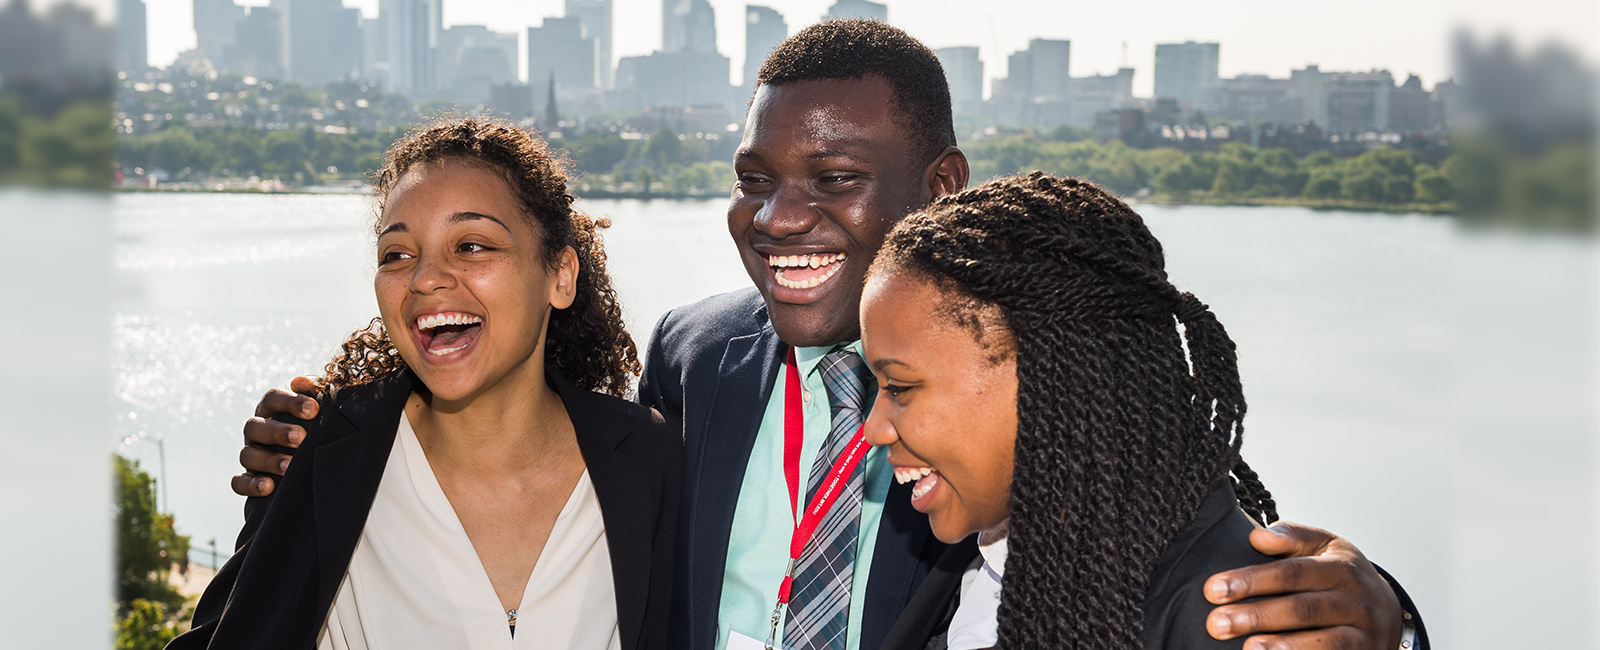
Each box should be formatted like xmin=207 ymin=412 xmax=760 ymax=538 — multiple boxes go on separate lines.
xmin=712 ymin=341 xmax=891 ymax=650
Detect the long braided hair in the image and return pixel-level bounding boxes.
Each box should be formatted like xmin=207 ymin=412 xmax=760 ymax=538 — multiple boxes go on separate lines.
xmin=874 ymin=172 xmax=1276 ymax=647
xmin=316 ymin=117 xmax=640 ymax=398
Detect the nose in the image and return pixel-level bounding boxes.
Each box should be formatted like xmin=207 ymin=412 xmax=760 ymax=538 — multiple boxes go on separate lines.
xmin=751 ymin=181 xmax=821 ymax=240
xmin=409 ymin=254 xmax=457 ymax=294
xmin=862 ymin=390 xmax=899 ymax=447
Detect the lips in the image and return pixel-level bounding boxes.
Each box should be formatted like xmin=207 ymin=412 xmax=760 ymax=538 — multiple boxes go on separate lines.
xmin=768 ymin=252 xmax=847 ymax=290
xmin=413 ymin=311 xmax=484 ymax=358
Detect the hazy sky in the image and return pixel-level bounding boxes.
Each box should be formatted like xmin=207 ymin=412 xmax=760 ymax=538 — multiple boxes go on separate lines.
xmin=117 ymin=0 xmax=1597 ymax=97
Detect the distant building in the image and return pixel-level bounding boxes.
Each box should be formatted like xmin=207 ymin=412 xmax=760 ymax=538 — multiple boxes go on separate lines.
xmin=993 ymin=39 xmax=1071 ymax=125
xmin=326 ymin=5 xmax=364 ymax=82
xmin=362 ymin=11 xmax=386 ymax=81
xmin=439 ymin=25 xmax=517 ymax=105
xmin=193 ymin=0 xmax=245 ymax=64
xmin=1388 ymin=74 xmax=1432 ymax=132
xmin=115 ymin=0 xmax=148 ymax=73
xmin=743 ymin=5 xmax=786 ymax=87
xmin=1321 ymin=70 xmax=1394 ymax=134
xmin=662 ymin=0 xmax=716 ymax=54
xmin=1198 ymin=74 xmax=1300 ymax=125
xmin=1153 ymin=41 xmax=1218 ymax=108
xmin=825 ymin=0 xmax=886 ymax=22
xmin=934 ymin=46 xmax=983 ymax=114
xmin=275 ymin=0 xmax=333 ymax=85
xmin=1288 ymin=64 xmax=1328 ymax=124
xmin=230 ymin=5 xmax=281 ymax=80
xmin=383 ymin=0 xmax=440 ymax=97
xmin=1066 ymin=67 xmax=1134 ymax=126
xmin=528 ymin=17 xmax=597 ymax=93
xmin=614 ymin=49 xmax=731 ymax=110
xmin=565 ymin=0 xmax=613 ymax=88
xmin=490 ymin=82 xmax=535 ymax=118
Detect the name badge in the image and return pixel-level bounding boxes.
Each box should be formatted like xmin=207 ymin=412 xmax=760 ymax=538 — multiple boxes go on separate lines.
xmin=727 ymin=630 xmax=781 ymax=650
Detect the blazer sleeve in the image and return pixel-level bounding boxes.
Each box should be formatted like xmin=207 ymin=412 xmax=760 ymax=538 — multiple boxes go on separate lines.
xmin=1375 ymin=563 xmax=1429 ymax=650
xmin=165 ymin=496 xmax=272 ymax=649
xmin=636 ymin=307 xmax=683 ymax=423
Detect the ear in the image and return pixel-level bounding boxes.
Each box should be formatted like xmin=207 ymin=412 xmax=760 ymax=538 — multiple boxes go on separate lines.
xmin=549 ymin=246 xmax=579 ymax=311
xmin=923 ymin=146 xmax=970 ymax=202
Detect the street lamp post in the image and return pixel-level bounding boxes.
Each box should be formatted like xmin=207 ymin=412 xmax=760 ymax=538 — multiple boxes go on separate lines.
xmin=123 ymin=433 xmax=168 ymax=514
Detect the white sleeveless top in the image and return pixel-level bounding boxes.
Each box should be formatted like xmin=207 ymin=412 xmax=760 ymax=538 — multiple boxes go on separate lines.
xmin=317 ymin=412 xmax=621 ymax=650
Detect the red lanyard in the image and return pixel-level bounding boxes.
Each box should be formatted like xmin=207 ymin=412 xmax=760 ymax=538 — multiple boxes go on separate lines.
xmin=766 ymin=346 xmax=870 ymax=647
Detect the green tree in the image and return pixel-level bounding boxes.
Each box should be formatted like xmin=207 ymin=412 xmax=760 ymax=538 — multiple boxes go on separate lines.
xmin=115 ymin=599 xmax=181 ymax=650
xmin=115 ymin=455 xmax=189 ymax=616
xmin=633 ymin=165 xmax=655 ymax=194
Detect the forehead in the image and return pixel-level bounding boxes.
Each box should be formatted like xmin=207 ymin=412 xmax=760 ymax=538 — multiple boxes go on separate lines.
xmin=740 ymin=76 xmax=908 ymax=153
xmin=382 ymin=159 xmax=521 ymax=224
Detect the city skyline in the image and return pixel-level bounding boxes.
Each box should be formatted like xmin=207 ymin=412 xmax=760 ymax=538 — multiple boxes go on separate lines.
xmin=120 ymin=0 xmax=1596 ymax=97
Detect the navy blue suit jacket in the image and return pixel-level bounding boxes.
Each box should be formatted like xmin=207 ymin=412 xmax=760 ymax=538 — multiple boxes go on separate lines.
xmin=638 ymin=287 xmax=948 ymax=650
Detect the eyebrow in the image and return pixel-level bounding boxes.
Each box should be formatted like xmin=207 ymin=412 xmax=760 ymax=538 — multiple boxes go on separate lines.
xmin=377 ymin=211 xmax=511 ymax=237
xmin=871 ymin=358 xmax=912 ymax=372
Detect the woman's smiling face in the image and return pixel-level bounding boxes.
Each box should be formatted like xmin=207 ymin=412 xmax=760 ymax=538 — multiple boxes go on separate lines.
xmin=374 ymin=158 xmax=577 ymax=403
xmin=860 ymin=270 xmax=1018 ymax=544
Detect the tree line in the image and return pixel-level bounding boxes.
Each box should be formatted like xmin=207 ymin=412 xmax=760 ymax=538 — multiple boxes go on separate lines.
xmin=112 ymin=120 xmax=1593 ymax=228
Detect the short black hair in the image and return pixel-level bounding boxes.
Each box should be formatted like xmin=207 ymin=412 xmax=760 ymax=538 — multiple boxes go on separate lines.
xmin=757 ymin=19 xmax=956 ymax=165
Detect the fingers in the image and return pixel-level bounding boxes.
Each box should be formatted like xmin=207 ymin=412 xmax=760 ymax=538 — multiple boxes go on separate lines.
xmin=1207 ymin=590 xmax=1376 ymax=642
xmin=1249 ymin=522 xmax=1338 ymax=558
xmin=1207 ymin=556 xmax=1356 ymax=604
xmin=254 ymin=386 xmax=319 ymax=419
xmin=1234 ymin=627 xmax=1368 ymax=650
xmin=289 ymin=375 xmax=319 ymax=397
xmin=240 ymin=444 xmax=293 ymax=477
xmin=231 ymin=472 xmax=276 ymax=497
xmin=244 ymin=416 xmax=306 ymax=449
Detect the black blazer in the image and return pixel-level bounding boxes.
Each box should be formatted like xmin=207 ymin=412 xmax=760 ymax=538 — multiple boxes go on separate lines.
xmin=638 ymin=288 xmax=948 ymax=650
xmin=880 ymin=483 xmax=1432 ymax=650
xmin=169 ymin=367 xmax=681 ymax=650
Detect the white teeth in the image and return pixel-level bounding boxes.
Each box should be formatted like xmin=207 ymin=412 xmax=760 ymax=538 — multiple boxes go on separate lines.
xmin=772 ymin=254 xmax=847 ymax=290
xmin=415 ymin=312 xmax=484 ymax=330
xmin=427 ymin=343 xmax=469 ymax=356
xmin=910 ymin=472 xmax=939 ymax=500
xmin=768 ymin=252 xmax=846 ymax=268
xmin=894 ymin=466 xmax=936 ymax=485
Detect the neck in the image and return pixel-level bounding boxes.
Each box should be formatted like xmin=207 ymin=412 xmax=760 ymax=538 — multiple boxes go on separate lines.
xmin=406 ymin=360 xmax=578 ymax=479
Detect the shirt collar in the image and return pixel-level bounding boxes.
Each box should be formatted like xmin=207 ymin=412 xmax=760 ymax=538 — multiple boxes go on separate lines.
xmin=978 ymin=519 xmax=1010 ymax=576
xmin=793 ymin=340 xmax=864 ymax=378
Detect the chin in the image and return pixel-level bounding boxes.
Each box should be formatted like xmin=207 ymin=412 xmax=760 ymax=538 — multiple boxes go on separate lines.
xmin=929 ymin=516 xmax=977 ymax=545
xmin=767 ymin=300 xmax=860 ymax=347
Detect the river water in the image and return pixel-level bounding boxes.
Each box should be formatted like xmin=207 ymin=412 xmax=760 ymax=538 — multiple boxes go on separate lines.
xmin=108 ymin=192 xmax=1598 ymax=648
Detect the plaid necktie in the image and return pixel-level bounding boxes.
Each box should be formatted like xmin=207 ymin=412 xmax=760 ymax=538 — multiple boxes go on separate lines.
xmin=782 ymin=348 xmax=874 ymax=650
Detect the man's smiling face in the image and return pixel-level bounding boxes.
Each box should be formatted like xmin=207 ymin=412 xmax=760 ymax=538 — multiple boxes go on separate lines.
xmin=729 ymin=75 xmax=931 ymax=347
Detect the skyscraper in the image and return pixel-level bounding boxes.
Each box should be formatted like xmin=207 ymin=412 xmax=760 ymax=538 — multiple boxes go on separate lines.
xmin=528 ymin=17 xmax=596 ymax=93
xmin=436 ymin=25 xmax=516 ymax=104
xmin=231 ymin=5 xmax=281 ymax=79
xmin=743 ymin=5 xmax=785 ymax=87
xmin=662 ymin=0 xmax=716 ymax=54
xmin=327 ymin=5 xmax=364 ymax=82
xmin=825 ymin=0 xmax=886 ymax=22
xmin=115 ymin=0 xmax=148 ymax=73
xmin=1153 ymin=41 xmax=1219 ymax=108
xmin=565 ymin=0 xmax=612 ymax=88
xmin=193 ymin=0 xmax=245 ymax=63
xmin=1027 ymin=38 xmax=1071 ymax=98
xmin=384 ymin=0 xmax=440 ymax=97
xmin=935 ymin=46 xmax=983 ymax=111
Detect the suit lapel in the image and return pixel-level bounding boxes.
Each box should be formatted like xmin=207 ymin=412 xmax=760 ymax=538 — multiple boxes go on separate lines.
xmin=682 ymin=324 xmax=784 ymax=647
xmin=311 ymin=370 xmax=413 ymax=614
xmin=556 ymin=373 xmax=656 ymax=650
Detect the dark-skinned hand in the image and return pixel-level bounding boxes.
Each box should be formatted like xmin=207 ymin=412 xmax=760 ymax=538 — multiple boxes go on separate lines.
xmin=1207 ymin=522 xmax=1404 ymax=650
xmin=231 ymin=376 xmax=320 ymax=497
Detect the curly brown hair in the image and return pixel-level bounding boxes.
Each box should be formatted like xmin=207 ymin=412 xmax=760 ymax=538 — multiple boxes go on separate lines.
xmin=316 ymin=116 xmax=640 ymax=398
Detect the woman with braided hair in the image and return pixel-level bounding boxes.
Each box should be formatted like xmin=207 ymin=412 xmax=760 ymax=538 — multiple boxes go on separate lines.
xmin=865 ymin=172 xmax=1288 ymax=649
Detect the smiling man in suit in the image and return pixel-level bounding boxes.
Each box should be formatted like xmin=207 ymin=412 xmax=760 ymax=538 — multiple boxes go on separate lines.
xmin=236 ymin=19 xmax=1419 ymax=650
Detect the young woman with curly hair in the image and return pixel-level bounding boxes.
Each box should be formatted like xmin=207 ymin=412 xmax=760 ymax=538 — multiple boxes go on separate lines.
xmin=867 ymin=173 xmax=1421 ymax=649
xmin=170 ymin=117 xmax=679 ymax=650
